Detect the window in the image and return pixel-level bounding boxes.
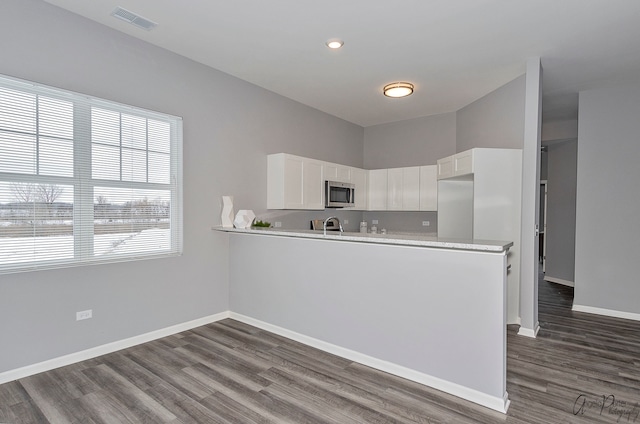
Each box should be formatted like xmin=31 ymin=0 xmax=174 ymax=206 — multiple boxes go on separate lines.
xmin=0 ymin=74 xmax=183 ymax=274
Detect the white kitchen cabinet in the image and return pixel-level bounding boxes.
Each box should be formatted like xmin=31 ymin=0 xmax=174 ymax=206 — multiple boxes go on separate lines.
xmin=304 ymin=160 xmax=324 ymax=209
xmin=323 ymin=163 xmax=351 ymax=183
xmin=453 ymin=149 xmax=474 ymax=176
xmin=403 ymin=167 xmax=420 ymax=210
xmin=323 ymin=163 xmax=338 ymax=182
xmin=419 ymin=165 xmax=437 ymax=211
xmin=369 ymin=167 xmax=420 ymax=211
xmin=437 ymin=155 xmax=454 ymax=179
xmin=387 ymin=168 xmax=403 ymax=210
xmin=350 ymin=167 xmax=368 ymax=210
xmin=367 ymin=169 xmax=388 ymax=210
xmin=387 ymin=167 xmax=420 ymax=211
xmin=267 ymin=153 xmax=324 ymax=210
xmin=337 ymin=166 xmax=351 ymax=183
xmin=437 ymin=150 xmax=475 ymax=180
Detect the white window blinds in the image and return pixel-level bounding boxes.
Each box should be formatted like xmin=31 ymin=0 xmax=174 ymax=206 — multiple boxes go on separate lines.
xmin=0 ymin=74 xmax=183 ymax=274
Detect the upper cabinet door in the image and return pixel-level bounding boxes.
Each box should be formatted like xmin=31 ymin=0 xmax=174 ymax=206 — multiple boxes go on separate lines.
xmin=323 ymin=163 xmax=338 ymax=182
xmin=283 ymin=155 xmax=305 ymax=209
xmin=303 ymin=160 xmax=324 ymax=210
xmin=323 ymin=162 xmax=351 ymax=183
xmin=267 ymin=153 xmax=304 ymax=209
xmin=387 ymin=167 xmax=420 ymax=211
xmin=419 ymin=165 xmax=437 ymax=211
xmin=267 ymin=153 xmax=323 ymax=210
xmin=454 ymin=150 xmax=474 ymax=176
xmin=387 ymin=168 xmax=403 ymax=210
xmin=350 ymin=167 xmax=368 ymax=210
xmin=437 ymin=150 xmax=475 ymax=180
xmin=336 ymin=166 xmax=351 ymax=183
xmin=437 ymin=155 xmax=454 ymax=179
xmin=402 ymin=167 xmax=420 ymax=211
xmin=368 ymin=169 xmax=388 ymax=211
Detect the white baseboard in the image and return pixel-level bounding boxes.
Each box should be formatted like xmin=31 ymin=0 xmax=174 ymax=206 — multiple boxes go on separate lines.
xmin=572 ymin=305 xmax=640 ymax=322
xmin=0 ymin=312 xmax=230 ymax=385
xmin=1 ymin=310 xmax=511 ymax=414
xmin=507 ymin=316 xmax=522 ymax=326
xmin=517 ymin=322 xmax=540 ymax=338
xmin=543 ymin=276 xmax=575 ymax=287
xmin=229 ymin=312 xmax=510 ymax=414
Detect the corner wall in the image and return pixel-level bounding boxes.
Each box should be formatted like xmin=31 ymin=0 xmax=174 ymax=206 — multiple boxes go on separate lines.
xmin=456 ymin=75 xmax=526 ymax=152
xmin=363 ymin=113 xmax=456 ymax=169
xmin=0 ymin=0 xmax=363 ymax=376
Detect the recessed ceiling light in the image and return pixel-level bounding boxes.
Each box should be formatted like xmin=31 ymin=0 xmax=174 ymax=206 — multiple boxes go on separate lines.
xmin=383 ymin=82 xmax=414 ymax=98
xmin=326 ymin=39 xmax=344 ymax=49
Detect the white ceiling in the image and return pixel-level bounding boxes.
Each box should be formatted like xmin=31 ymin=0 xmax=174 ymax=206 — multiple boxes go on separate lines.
xmin=43 ymin=0 xmax=640 ymax=127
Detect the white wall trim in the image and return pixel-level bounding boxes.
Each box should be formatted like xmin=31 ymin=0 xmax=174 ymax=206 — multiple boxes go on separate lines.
xmin=229 ymin=312 xmax=510 ymax=414
xmin=544 ymin=276 xmax=575 ymax=287
xmin=2 ymin=310 xmax=514 ymax=413
xmin=572 ymin=305 xmax=640 ymax=322
xmin=0 ymin=312 xmax=230 ymax=385
xmin=519 ymin=56 xmax=542 ymax=339
xmin=517 ymin=322 xmax=540 ymax=338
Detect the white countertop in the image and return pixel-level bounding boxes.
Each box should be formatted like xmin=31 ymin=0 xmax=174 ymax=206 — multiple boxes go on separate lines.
xmin=214 ymin=227 xmax=513 ymax=252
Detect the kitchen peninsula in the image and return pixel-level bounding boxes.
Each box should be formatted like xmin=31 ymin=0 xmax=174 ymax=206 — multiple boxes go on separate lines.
xmin=217 ymin=227 xmax=511 ymax=413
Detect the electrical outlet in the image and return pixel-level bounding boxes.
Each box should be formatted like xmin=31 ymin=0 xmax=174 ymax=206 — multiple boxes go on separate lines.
xmin=274 ymin=221 xmax=282 ymax=228
xmin=343 ymin=219 xmax=349 ymax=225
xmin=422 ymin=221 xmax=430 ymax=227
xmin=76 ymin=309 xmax=92 ymax=321
xmin=372 ymin=219 xmax=379 ymax=225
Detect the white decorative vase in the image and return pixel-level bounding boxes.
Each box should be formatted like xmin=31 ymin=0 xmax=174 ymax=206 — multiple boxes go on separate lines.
xmin=221 ymin=196 xmax=234 ymax=228
xmin=233 ymin=210 xmax=256 ymax=229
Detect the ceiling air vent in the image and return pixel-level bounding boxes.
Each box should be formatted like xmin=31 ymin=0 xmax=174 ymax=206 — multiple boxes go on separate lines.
xmin=111 ymin=6 xmax=157 ymax=31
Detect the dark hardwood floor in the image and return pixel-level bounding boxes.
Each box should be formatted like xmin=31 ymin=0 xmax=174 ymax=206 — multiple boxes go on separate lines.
xmin=2 ymin=276 xmax=640 ymax=423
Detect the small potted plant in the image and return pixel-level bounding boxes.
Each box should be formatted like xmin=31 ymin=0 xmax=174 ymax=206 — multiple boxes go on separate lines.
xmin=251 ymin=219 xmax=271 ymax=229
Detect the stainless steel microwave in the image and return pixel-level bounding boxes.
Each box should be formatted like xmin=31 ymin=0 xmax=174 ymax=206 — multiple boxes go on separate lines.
xmin=325 ymin=181 xmax=355 ymax=208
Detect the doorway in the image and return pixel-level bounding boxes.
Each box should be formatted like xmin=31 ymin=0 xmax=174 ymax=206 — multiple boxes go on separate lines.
xmin=539 ymin=180 xmax=547 ymax=272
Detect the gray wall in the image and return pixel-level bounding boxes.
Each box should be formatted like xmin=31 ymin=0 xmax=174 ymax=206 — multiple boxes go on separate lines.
xmin=363 ymin=113 xmax=456 ymax=169
xmin=361 ymin=112 xmax=455 ymax=233
xmin=544 ymin=139 xmax=577 ymax=283
xmin=456 ymin=75 xmax=526 ymax=152
xmin=0 ymin=0 xmax=363 ymax=374
xmin=258 ymin=209 xmax=364 ymax=232
xmin=540 ymin=151 xmax=548 ymax=181
xmin=542 ymin=119 xmax=578 ymax=142
xmin=361 ymin=211 xmax=438 ymax=234
xmin=575 ymin=83 xmax=640 ymax=314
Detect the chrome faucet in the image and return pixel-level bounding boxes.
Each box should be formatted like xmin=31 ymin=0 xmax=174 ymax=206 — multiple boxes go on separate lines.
xmin=323 ymin=216 xmax=343 ymax=236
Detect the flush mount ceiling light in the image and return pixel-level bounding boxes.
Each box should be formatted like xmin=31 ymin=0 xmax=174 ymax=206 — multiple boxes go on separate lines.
xmin=383 ymin=82 xmax=414 ymax=98
xmin=325 ymin=39 xmax=344 ymax=49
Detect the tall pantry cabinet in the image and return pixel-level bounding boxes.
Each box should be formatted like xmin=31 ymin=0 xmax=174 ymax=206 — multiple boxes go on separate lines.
xmin=437 ymin=148 xmax=523 ymax=324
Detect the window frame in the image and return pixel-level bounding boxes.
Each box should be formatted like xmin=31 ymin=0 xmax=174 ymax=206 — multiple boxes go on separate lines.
xmin=0 ymin=74 xmax=183 ymax=274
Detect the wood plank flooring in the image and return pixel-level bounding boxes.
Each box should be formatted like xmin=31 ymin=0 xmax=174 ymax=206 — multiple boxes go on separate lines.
xmin=2 ymin=277 xmax=640 ymax=423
